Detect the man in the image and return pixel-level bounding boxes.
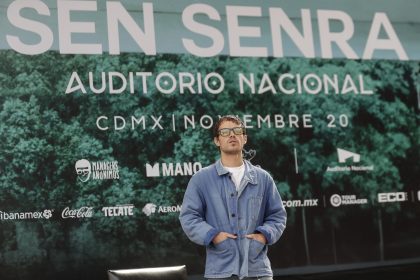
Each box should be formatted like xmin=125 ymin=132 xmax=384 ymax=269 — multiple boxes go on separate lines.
xmin=179 ymin=115 xmax=287 ymax=280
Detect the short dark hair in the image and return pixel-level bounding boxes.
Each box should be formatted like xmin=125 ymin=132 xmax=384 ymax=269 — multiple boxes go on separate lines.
xmin=213 ymin=115 xmax=246 ymax=137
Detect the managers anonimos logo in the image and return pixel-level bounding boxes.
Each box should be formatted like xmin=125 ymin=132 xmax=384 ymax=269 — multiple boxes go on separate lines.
xmin=326 ymin=148 xmax=374 ymax=173
xmin=75 ymin=159 xmax=119 ymax=182
xmin=145 ymin=162 xmax=202 ymax=177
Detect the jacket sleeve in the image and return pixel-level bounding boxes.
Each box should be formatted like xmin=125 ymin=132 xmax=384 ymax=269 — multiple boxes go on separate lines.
xmin=179 ymin=177 xmax=219 ymax=246
xmin=255 ymin=175 xmax=287 ymax=245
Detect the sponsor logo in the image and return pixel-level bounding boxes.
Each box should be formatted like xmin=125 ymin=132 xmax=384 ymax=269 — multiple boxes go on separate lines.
xmin=0 ymin=209 xmax=53 ymax=220
xmin=142 ymin=203 xmax=182 ymax=216
xmin=142 ymin=203 xmax=157 ymax=216
xmin=62 ymin=207 xmax=94 ymax=219
xmin=102 ymin=204 xmax=134 ymax=217
xmin=145 ymin=162 xmax=202 ymax=177
xmin=326 ymin=148 xmax=374 ymax=173
xmin=337 ymin=148 xmax=360 ymax=163
xmin=283 ymin=199 xmax=319 ymax=208
xmin=75 ymin=159 xmax=119 ymax=182
xmin=75 ymin=159 xmax=91 ymax=182
xmin=330 ymin=194 xmax=368 ymax=207
xmin=378 ymin=192 xmax=408 ymax=203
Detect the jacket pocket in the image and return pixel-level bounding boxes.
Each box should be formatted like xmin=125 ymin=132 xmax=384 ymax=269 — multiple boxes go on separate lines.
xmin=248 ymin=239 xmax=269 ymax=271
xmin=248 ymin=196 xmax=263 ymax=221
xmin=206 ymin=238 xmax=235 ymax=274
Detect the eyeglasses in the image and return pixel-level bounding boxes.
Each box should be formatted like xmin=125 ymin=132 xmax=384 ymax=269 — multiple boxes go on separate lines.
xmin=218 ymin=127 xmax=246 ymax=137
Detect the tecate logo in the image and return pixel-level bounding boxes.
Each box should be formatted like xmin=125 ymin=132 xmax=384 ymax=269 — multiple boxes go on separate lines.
xmin=61 ymin=207 xmax=94 ymax=219
xmin=102 ymin=204 xmax=134 ymax=217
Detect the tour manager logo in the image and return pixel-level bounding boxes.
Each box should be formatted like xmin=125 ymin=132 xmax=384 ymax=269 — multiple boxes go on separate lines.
xmin=330 ymin=194 xmax=368 ymax=207
xmin=326 ymin=148 xmax=374 ymax=172
xmin=145 ymin=162 xmax=202 ymax=177
xmin=75 ymin=159 xmax=119 ymax=182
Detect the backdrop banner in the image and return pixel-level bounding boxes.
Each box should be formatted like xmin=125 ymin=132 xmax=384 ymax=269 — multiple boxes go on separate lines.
xmin=0 ymin=1 xmax=420 ymax=280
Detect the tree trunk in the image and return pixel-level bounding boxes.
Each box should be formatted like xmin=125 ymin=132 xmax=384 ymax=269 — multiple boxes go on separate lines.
xmin=302 ymin=207 xmax=311 ymax=265
xmin=377 ymin=208 xmax=384 ymax=261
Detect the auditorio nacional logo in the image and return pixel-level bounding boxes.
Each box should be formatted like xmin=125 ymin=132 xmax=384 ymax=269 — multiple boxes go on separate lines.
xmin=75 ymin=159 xmax=120 ymax=182
xmin=145 ymin=162 xmax=202 ymax=177
xmin=326 ymin=148 xmax=374 ymax=172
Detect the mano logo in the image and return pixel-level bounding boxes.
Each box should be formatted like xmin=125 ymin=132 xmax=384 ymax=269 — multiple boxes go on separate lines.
xmin=145 ymin=163 xmax=160 ymax=177
xmin=337 ymin=148 xmax=360 ymax=163
xmin=145 ymin=162 xmax=202 ymax=177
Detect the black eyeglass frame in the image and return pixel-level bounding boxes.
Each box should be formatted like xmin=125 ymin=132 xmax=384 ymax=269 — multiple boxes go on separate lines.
xmin=217 ymin=127 xmax=246 ymax=137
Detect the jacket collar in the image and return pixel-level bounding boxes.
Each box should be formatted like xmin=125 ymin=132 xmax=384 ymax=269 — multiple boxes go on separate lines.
xmin=215 ymin=159 xmax=257 ymax=185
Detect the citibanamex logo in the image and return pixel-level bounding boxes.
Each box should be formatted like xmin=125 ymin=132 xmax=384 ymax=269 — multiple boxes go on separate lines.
xmin=61 ymin=207 xmax=94 ymax=219
xmin=44 ymin=210 xmax=52 ymax=219
xmin=0 ymin=209 xmax=53 ymax=220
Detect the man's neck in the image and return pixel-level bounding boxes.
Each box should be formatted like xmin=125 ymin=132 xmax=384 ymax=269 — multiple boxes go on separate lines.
xmin=221 ymin=153 xmax=244 ymax=167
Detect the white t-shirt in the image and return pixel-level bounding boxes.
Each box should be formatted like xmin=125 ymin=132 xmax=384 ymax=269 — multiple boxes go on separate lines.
xmin=224 ymin=163 xmax=245 ymax=191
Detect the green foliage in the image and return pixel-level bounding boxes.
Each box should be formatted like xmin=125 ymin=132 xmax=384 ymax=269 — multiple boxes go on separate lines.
xmin=0 ymin=51 xmax=419 ymax=276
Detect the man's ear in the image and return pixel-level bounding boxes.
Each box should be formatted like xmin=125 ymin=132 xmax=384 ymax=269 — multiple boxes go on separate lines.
xmin=243 ymin=134 xmax=247 ymax=144
xmin=214 ymin=137 xmax=220 ymax=147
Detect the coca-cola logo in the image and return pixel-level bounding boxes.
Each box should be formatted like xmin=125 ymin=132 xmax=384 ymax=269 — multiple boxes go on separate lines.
xmin=62 ymin=207 xmax=94 ymax=219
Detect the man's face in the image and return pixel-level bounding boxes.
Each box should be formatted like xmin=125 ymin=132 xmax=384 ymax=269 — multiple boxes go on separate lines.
xmin=214 ymin=120 xmax=247 ymax=155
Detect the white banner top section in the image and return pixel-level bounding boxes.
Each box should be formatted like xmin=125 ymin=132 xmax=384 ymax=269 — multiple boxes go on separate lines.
xmin=1 ymin=0 xmax=420 ymax=60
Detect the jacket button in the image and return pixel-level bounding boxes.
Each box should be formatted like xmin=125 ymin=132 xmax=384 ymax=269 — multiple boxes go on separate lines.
xmin=231 ymin=193 xmax=235 ymax=197
xmin=231 ymin=213 xmax=236 ymax=218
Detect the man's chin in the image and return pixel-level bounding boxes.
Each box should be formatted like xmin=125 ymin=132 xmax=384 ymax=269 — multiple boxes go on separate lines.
xmin=222 ymin=149 xmax=242 ymax=155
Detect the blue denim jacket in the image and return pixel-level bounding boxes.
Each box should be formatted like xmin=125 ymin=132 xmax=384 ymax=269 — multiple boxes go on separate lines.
xmin=179 ymin=160 xmax=287 ymax=279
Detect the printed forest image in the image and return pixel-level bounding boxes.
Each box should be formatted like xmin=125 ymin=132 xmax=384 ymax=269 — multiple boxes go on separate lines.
xmin=0 ymin=51 xmax=419 ymax=280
